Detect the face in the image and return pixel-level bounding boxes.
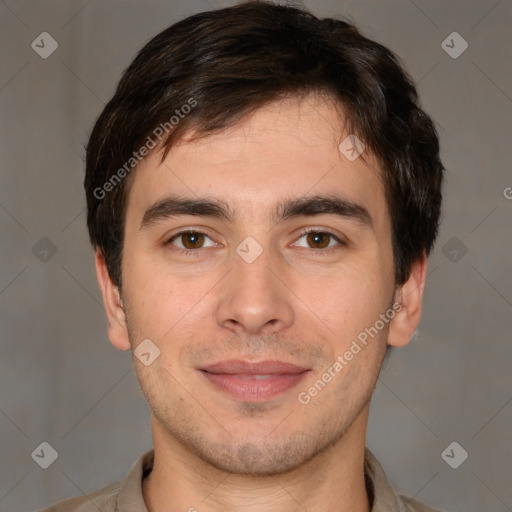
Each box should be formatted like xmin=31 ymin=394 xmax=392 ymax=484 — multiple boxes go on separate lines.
xmin=98 ymin=94 xmax=424 ymax=476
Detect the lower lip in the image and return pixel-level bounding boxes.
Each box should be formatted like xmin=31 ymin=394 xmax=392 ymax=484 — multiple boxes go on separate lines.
xmin=201 ymin=371 xmax=310 ymax=402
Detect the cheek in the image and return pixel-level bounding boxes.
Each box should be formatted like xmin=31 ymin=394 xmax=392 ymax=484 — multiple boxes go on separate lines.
xmin=294 ymin=262 xmax=390 ymax=338
xmin=123 ymin=262 xmax=216 ymax=355
xmin=122 ymin=259 xmax=176 ymax=341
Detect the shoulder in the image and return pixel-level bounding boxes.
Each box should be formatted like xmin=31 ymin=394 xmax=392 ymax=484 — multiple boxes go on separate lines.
xmin=34 ymin=480 xmax=120 ymax=512
xmin=399 ymin=494 xmax=449 ymax=512
xmin=34 ymin=448 xmax=153 ymax=512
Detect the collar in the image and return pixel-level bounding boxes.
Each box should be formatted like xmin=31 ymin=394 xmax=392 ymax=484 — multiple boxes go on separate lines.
xmin=115 ymin=446 xmax=405 ymax=511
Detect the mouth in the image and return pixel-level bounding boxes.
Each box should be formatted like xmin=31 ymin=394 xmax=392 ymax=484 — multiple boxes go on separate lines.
xmin=199 ymin=360 xmax=311 ymax=402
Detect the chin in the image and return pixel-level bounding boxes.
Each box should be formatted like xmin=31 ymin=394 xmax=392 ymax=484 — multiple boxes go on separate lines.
xmin=183 ymin=429 xmax=340 ymax=477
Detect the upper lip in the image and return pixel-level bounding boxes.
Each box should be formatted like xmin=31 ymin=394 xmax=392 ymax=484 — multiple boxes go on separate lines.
xmin=200 ymin=359 xmax=310 ymax=375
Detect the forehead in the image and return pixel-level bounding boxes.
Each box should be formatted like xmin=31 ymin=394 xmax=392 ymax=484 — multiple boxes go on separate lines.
xmin=125 ymin=94 xmax=388 ymax=231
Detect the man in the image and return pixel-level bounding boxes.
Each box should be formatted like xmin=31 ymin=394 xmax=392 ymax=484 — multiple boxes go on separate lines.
xmin=39 ymin=1 xmax=446 ymax=510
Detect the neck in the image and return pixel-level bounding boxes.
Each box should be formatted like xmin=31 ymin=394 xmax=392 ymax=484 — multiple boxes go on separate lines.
xmin=143 ymin=411 xmax=372 ymax=512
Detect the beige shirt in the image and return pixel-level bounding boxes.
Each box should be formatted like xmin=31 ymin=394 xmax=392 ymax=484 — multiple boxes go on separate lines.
xmin=36 ymin=447 xmax=445 ymax=512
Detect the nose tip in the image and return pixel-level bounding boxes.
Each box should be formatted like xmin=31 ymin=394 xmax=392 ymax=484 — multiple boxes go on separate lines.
xmin=223 ymin=315 xmax=281 ymax=336
xmin=215 ymin=248 xmax=294 ymax=335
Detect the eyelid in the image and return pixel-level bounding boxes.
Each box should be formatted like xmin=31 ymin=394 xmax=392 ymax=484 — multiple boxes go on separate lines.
xmin=292 ymin=227 xmax=346 ymax=250
xmin=164 ymin=229 xmax=219 ymax=249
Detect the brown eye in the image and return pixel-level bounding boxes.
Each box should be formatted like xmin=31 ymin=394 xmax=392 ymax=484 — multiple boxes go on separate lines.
xmin=292 ymin=229 xmax=344 ymax=252
xmin=166 ymin=230 xmax=216 ymax=252
xmin=306 ymin=231 xmax=331 ymax=249
xmin=180 ymin=232 xmax=205 ymax=249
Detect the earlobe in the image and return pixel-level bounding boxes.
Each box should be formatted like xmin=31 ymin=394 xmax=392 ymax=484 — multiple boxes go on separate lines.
xmin=387 ymin=252 xmax=428 ymax=348
xmin=94 ymin=249 xmax=131 ymax=351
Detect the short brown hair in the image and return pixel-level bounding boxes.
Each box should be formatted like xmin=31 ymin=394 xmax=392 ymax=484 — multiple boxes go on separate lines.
xmin=85 ymin=0 xmax=444 ymax=289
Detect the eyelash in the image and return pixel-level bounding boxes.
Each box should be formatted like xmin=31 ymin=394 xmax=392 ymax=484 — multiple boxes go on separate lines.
xmin=164 ymin=228 xmax=345 ymax=258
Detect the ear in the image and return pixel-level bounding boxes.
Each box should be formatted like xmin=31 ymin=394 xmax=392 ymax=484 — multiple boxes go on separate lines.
xmin=387 ymin=252 xmax=428 ymax=348
xmin=95 ymin=249 xmax=131 ymax=351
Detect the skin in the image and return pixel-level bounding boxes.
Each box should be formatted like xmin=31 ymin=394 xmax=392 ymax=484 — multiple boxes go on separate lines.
xmin=96 ymin=93 xmax=427 ymax=512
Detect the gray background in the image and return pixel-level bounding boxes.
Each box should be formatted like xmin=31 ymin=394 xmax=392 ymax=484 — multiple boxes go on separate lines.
xmin=1 ymin=0 xmax=511 ymax=511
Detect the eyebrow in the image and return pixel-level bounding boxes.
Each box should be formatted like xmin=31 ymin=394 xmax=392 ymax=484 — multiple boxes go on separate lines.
xmin=139 ymin=193 xmax=374 ymax=231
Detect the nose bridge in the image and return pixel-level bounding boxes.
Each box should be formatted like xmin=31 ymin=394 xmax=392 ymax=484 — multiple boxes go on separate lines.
xmin=215 ymin=237 xmax=294 ymax=334
xmin=234 ymin=238 xmax=275 ymax=290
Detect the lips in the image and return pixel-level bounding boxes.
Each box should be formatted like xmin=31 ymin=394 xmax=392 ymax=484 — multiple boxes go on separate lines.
xmin=201 ymin=359 xmax=309 ymax=375
xmin=199 ymin=359 xmax=311 ymax=402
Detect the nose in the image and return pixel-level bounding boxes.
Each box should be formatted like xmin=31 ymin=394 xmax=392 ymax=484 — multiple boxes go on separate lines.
xmin=215 ymin=243 xmax=294 ymax=335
